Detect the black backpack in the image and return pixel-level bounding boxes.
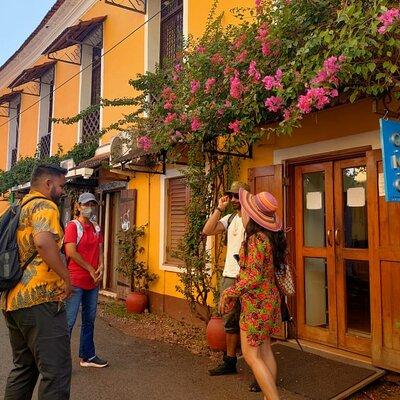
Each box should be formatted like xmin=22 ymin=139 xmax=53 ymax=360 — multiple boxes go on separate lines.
xmin=0 ymin=196 xmax=46 ymax=292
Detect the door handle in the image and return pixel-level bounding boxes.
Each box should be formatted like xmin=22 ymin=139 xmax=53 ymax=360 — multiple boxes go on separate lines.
xmin=334 ymin=229 xmax=340 ymax=245
xmin=327 ymin=229 xmax=333 ymax=247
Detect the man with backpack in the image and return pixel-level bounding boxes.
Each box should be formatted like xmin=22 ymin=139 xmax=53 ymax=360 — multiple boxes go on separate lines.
xmin=1 ymin=164 xmax=72 ymax=400
xmin=202 ymin=181 xmax=249 ymax=376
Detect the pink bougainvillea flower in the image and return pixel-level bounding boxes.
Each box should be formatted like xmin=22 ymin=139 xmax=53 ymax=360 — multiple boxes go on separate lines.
xmin=265 ymin=96 xmax=283 ymax=113
xmin=211 ymin=53 xmax=224 ymax=65
xmin=233 ymin=34 xmax=247 ymax=49
xmin=313 ymin=56 xmax=345 ymax=85
xmin=297 ymin=88 xmax=332 ymax=114
xmin=225 ymin=100 xmax=232 ymax=108
xmin=330 ymin=89 xmax=339 ymax=98
xmin=256 ymin=23 xmax=269 ymax=41
xmin=205 ymin=78 xmax=216 ymax=94
xmin=228 ymin=120 xmax=241 ymax=133
xmin=190 ymin=80 xmax=201 ymax=94
xmin=261 ymin=41 xmax=271 ymax=56
xmin=196 ymin=45 xmax=206 ymax=54
xmin=283 ymin=109 xmax=291 ymax=121
xmin=378 ymin=8 xmax=400 ymax=34
xmin=174 ymin=63 xmax=183 ymax=73
xmin=230 ymin=72 xmax=244 ymax=99
xmin=137 ymin=136 xmax=152 ymax=151
xmin=164 ymin=113 xmax=177 ymax=124
xmin=217 ymin=108 xmax=225 ymax=116
xmin=235 ymin=50 xmax=248 ymax=63
xmin=191 ymin=117 xmax=202 ymax=131
xmin=262 ymin=69 xmax=283 ymax=90
xmin=180 ymin=114 xmax=188 ymax=123
xmin=161 ymin=87 xmax=177 ymax=102
xmin=164 ymin=101 xmax=173 ymax=110
xmin=248 ymin=61 xmax=261 ymax=81
xmin=171 ymin=130 xmax=184 ymax=142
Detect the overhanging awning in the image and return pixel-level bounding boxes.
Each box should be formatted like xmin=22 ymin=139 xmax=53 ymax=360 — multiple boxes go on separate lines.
xmin=0 ymin=91 xmax=21 ymax=106
xmin=9 ymin=61 xmax=56 ymax=89
xmin=42 ymin=16 xmax=107 ymax=55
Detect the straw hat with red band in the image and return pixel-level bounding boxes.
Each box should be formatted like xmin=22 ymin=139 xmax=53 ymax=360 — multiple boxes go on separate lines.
xmin=239 ymin=188 xmax=282 ymax=232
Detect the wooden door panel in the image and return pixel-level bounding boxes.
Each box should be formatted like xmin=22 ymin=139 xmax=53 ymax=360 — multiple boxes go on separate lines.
xmin=248 ymin=164 xmax=286 ymax=338
xmin=368 ymin=150 xmax=400 ymax=372
xmin=295 ymin=163 xmax=337 ymax=346
xmin=117 ymin=189 xmax=137 ymax=299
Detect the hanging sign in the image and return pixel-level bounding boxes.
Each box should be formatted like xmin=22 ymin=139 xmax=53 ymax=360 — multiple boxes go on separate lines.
xmin=380 ymin=118 xmax=400 ymax=202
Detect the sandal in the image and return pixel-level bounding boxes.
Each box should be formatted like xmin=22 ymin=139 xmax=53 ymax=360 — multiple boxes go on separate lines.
xmin=249 ymin=380 xmax=261 ymax=392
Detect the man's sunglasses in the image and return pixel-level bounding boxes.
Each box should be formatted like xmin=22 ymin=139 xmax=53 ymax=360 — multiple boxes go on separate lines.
xmin=227 ymin=193 xmax=239 ymax=200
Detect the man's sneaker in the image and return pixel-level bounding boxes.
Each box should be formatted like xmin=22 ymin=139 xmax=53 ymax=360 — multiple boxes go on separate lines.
xmin=208 ymin=355 xmax=237 ymax=376
xmin=80 ymin=356 xmax=109 ymax=368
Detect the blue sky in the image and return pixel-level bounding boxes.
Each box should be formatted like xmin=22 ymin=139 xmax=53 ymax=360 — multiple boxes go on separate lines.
xmin=0 ymin=0 xmax=56 ymax=66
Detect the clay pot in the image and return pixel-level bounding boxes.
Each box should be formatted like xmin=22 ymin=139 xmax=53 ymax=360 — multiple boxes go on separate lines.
xmin=125 ymin=292 xmax=148 ymax=314
xmin=206 ymin=316 xmax=227 ymax=351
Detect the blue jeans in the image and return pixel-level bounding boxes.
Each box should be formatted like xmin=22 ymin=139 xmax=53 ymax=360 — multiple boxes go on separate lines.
xmin=66 ymin=286 xmax=99 ymax=360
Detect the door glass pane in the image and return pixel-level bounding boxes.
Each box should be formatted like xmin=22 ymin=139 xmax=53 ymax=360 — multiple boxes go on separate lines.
xmin=303 ymin=172 xmax=325 ymax=247
xmin=346 ymin=260 xmax=371 ymax=334
xmin=342 ymin=167 xmax=368 ymax=248
xmin=305 ymin=257 xmax=328 ymax=328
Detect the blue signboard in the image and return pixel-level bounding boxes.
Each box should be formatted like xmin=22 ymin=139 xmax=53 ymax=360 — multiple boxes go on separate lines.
xmin=380 ymin=118 xmax=400 ymax=202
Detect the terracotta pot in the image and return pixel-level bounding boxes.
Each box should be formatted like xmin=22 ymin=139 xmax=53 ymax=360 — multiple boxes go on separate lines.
xmin=206 ymin=316 xmax=227 ymax=351
xmin=125 ymin=292 xmax=148 ymax=314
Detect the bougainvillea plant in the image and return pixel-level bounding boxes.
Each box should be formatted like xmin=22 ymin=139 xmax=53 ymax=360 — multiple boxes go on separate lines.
xmin=5 ymin=0 xmax=398 ymax=321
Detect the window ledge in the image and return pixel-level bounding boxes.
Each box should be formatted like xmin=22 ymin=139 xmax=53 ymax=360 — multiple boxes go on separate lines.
xmin=160 ymin=263 xmax=185 ymax=273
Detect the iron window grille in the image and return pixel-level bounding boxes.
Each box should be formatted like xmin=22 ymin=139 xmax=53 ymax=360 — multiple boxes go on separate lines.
xmin=39 ymin=133 xmax=52 ymax=159
xmin=160 ymin=0 xmax=183 ymax=68
xmin=11 ymin=103 xmax=21 ymax=167
xmin=82 ymin=46 xmax=102 ymax=143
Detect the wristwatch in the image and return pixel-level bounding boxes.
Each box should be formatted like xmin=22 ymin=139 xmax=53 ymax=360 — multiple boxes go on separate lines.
xmin=216 ymin=207 xmax=224 ymax=213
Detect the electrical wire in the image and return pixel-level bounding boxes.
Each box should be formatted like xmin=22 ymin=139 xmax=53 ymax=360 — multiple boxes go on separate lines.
xmin=0 ymin=0 xmax=172 ymax=129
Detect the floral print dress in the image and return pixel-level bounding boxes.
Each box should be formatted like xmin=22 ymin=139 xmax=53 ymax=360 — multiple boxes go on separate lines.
xmin=224 ymin=231 xmax=281 ymax=346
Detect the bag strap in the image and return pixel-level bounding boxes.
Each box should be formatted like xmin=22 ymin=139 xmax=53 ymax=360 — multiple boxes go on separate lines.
xmin=226 ymin=213 xmax=236 ymax=230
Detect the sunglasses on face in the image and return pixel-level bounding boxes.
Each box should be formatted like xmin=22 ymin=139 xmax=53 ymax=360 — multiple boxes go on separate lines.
xmin=228 ymin=193 xmax=239 ymax=200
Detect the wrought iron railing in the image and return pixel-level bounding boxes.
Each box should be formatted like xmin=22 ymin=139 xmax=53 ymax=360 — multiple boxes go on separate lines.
xmin=11 ymin=148 xmax=17 ymax=167
xmin=39 ymin=133 xmax=51 ymax=158
xmin=82 ymin=109 xmax=100 ymax=142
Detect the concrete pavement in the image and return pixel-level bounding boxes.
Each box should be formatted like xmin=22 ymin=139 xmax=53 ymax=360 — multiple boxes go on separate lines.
xmin=0 ymin=314 xmax=303 ymax=400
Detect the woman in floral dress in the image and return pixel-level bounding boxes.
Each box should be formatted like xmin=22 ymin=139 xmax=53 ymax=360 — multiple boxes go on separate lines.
xmin=219 ymin=188 xmax=286 ymax=400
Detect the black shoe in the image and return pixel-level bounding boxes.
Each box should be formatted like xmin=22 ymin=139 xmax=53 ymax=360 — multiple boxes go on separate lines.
xmin=80 ymin=356 xmax=109 ymax=368
xmin=208 ymin=355 xmax=237 ymax=376
xmin=249 ymin=380 xmax=261 ymax=392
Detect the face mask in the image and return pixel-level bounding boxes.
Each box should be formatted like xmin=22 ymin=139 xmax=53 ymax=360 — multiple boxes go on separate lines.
xmin=81 ymin=207 xmax=93 ymax=218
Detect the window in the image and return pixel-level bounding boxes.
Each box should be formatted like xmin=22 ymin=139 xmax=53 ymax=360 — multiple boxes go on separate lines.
xmin=38 ymin=68 xmax=55 ymax=158
xmin=81 ymin=29 xmax=103 ymax=143
xmin=160 ymin=0 xmax=183 ymax=68
xmin=8 ymin=99 xmax=21 ymax=168
xmin=166 ymin=176 xmax=189 ymax=264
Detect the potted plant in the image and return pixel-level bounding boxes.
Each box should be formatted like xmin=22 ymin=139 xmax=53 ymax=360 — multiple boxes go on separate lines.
xmin=116 ymin=224 xmax=158 ymax=313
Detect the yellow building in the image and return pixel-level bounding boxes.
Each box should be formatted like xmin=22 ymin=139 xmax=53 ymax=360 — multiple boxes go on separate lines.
xmin=1 ymin=0 xmax=400 ymax=374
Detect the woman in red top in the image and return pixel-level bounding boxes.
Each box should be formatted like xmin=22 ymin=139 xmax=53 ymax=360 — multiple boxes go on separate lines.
xmin=64 ymin=192 xmax=108 ymax=368
xmin=219 ymin=189 xmax=286 ymax=400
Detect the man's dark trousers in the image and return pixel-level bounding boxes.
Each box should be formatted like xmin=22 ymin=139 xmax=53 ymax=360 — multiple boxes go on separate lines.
xmin=3 ymin=301 xmax=72 ymax=400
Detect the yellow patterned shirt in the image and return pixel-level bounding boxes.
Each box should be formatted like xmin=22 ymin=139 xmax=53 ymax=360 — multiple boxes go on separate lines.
xmin=2 ymin=191 xmax=65 ymax=312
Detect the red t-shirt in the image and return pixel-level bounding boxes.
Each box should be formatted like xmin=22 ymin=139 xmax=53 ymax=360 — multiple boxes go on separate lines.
xmin=64 ymin=220 xmax=103 ymax=290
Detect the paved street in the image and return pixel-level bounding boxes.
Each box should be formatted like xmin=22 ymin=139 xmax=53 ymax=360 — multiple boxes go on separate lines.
xmin=0 ymin=314 xmax=302 ymax=400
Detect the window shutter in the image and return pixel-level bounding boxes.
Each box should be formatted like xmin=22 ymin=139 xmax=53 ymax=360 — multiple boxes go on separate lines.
xmin=166 ymin=177 xmax=189 ymax=263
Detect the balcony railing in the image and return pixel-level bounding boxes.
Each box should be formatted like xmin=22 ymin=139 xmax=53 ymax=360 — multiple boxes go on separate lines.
xmin=11 ymin=148 xmax=17 ymax=167
xmin=39 ymin=133 xmax=51 ymax=159
xmin=82 ymin=109 xmax=100 ymax=143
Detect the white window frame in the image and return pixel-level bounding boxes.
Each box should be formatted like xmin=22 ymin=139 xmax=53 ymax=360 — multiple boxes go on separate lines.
xmin=159 ymin=167 xmax=188 ymax=273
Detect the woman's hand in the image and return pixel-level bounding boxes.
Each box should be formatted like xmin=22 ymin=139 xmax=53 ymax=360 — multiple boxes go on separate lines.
xmin=94 ymin=265 xmax=104 ymax=284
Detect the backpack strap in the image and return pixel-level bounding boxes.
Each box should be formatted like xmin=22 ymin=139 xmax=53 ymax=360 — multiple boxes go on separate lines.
xmin=226 ymin=213 xmax=236 ymax=230
xmin=68 ymin=220 xmax=84 ymax=246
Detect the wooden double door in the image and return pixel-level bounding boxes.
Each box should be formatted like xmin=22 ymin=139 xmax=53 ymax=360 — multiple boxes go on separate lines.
xmin=249 ymin=150 xmax=400 ymax=371
xmin=295 ymin=158 xmax=371 ymax=356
